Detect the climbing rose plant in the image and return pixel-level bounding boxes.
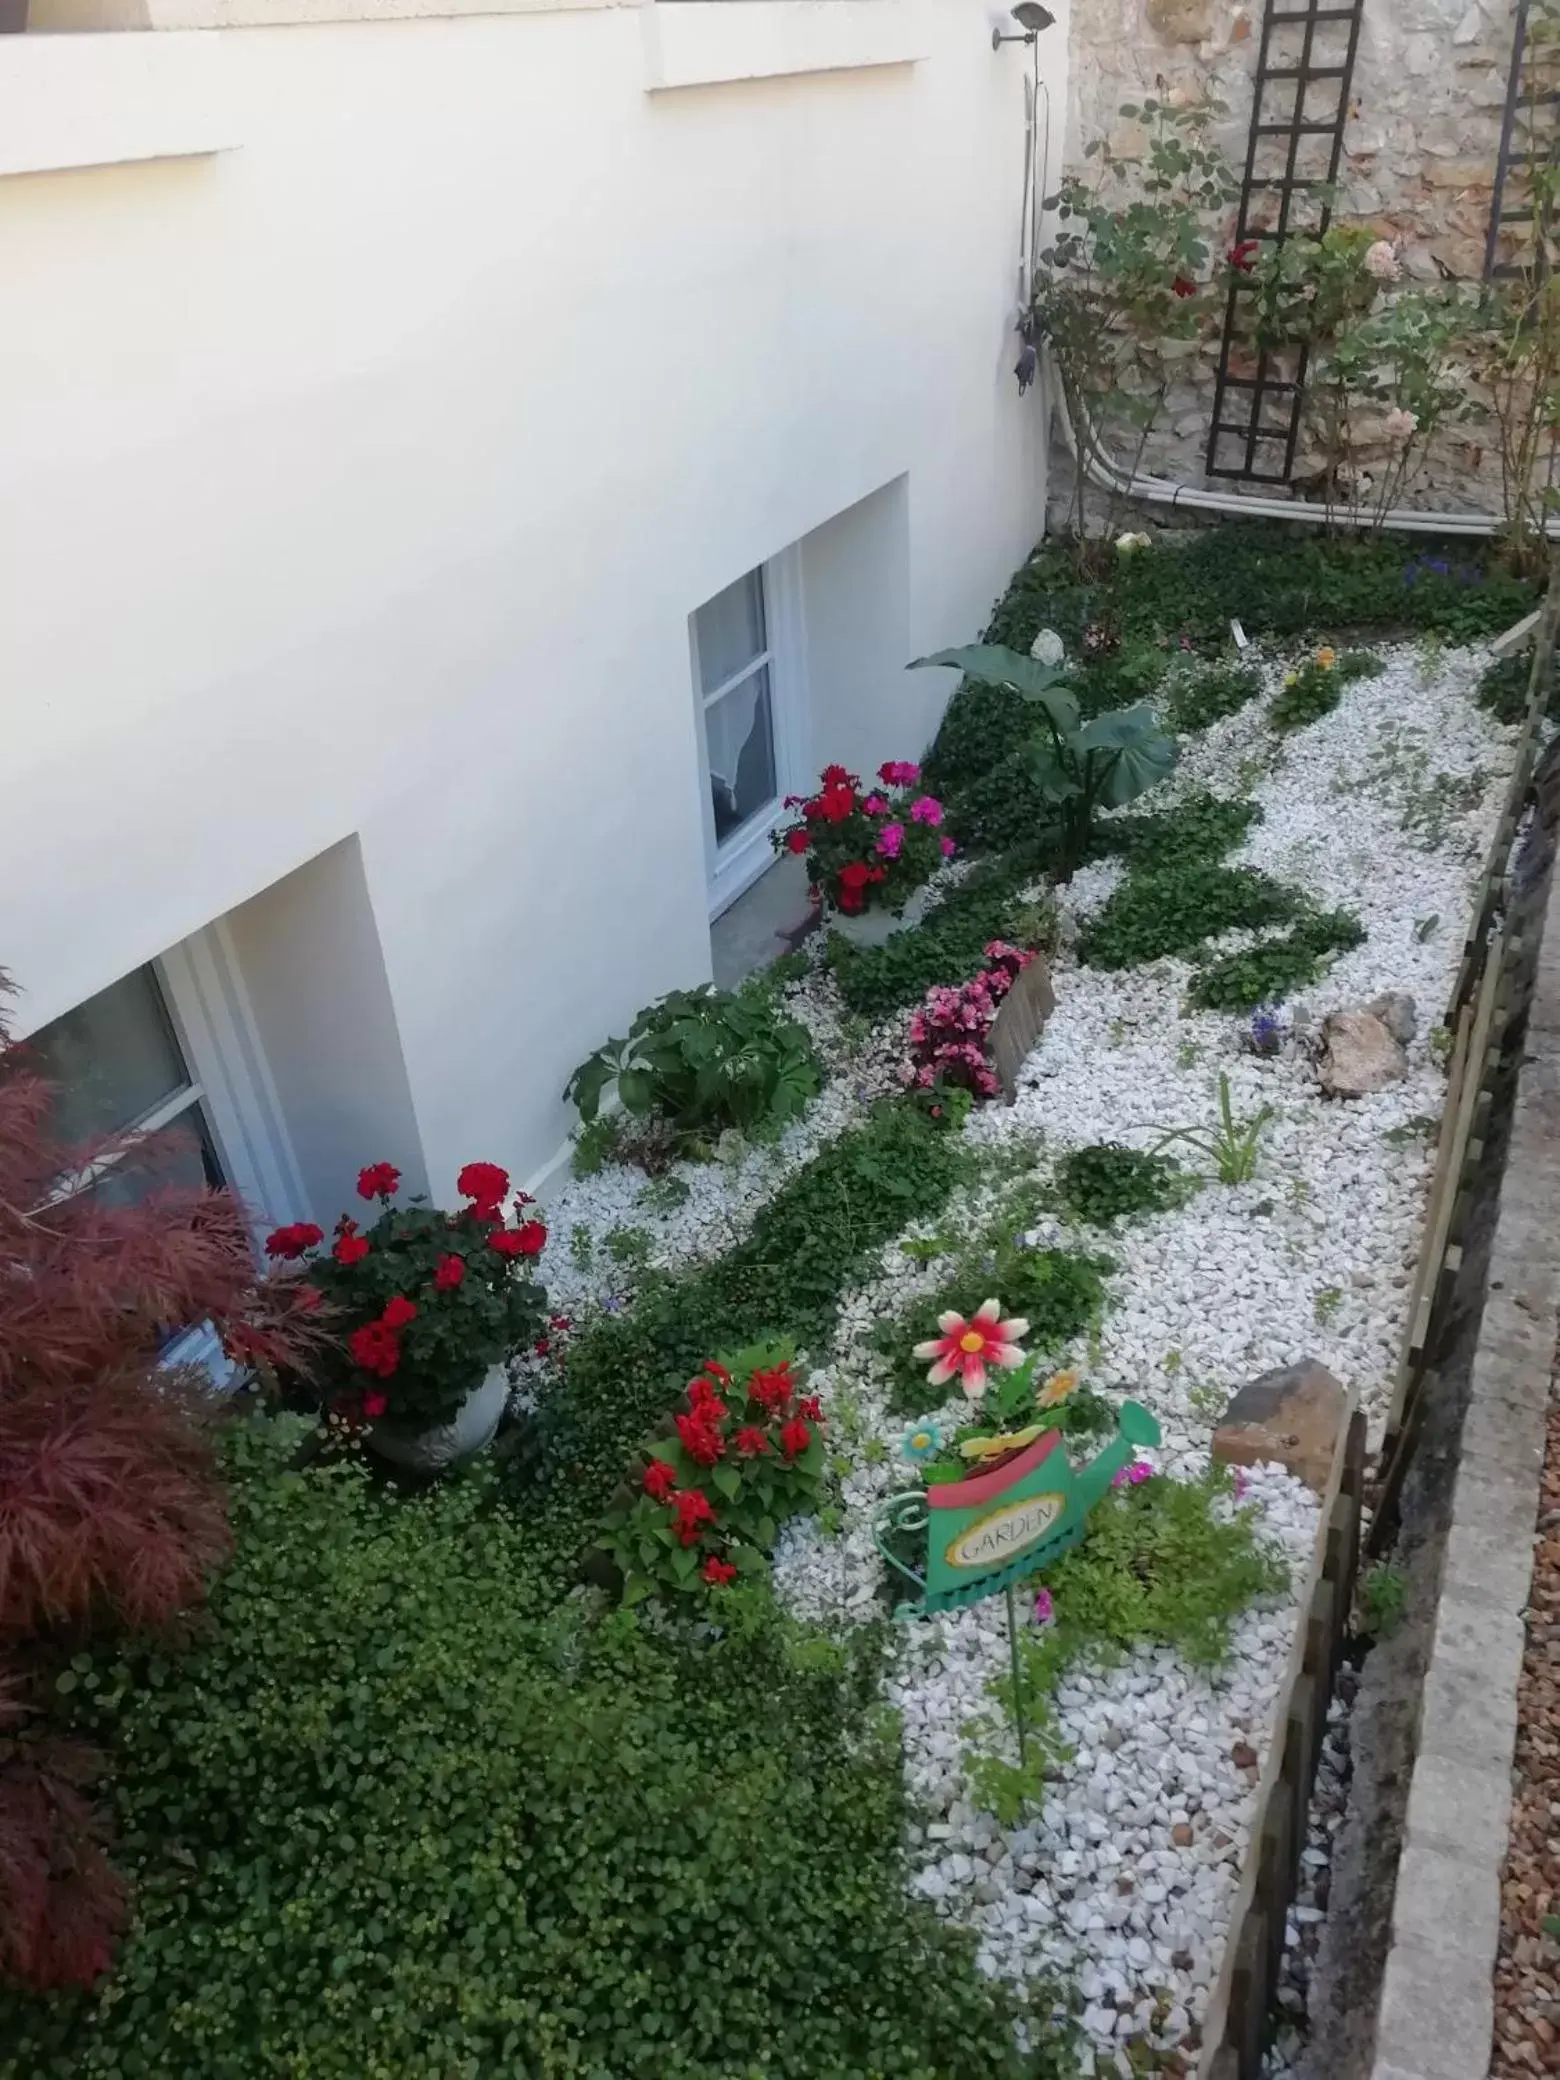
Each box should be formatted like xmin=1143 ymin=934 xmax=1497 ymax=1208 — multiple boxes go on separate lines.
xmin=773 ymin=761 xmax=953 ymax=918
xmin=270 ymin=1161 xmax=547 ymax=1431
xmin=597 ymin=1348 xmax=828 ymax=1603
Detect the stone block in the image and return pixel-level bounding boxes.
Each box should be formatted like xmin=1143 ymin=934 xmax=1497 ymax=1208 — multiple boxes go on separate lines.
xmin=1403 ymin=1750 xmax=1512 ymax=1866
xmin=991 ymin=955 xmax=1055 ymax=1103
xmin=1459 ymin=1388 xmax=1548 ymax=1483
xmin=1374 ymin=1931 xmax=1496 ymax=2080
xmin=1319 ymin=1009 xmax=1407 ymax=1096
xmin=1211 ymin=1358 xmax=1346 ymax=1494
xmin=1440 ymin=1504 xmax=1539 ymax=1624
xmin=1390 ymin=1839 xmax=1502 ymax=1966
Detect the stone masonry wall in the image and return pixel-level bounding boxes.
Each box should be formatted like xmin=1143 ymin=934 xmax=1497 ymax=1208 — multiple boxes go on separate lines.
xmin=1062 ymin=0 xmax=1518 ymax=512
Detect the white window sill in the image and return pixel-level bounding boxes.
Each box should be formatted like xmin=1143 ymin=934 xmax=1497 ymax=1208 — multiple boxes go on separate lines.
xmin=0 ymin=30 xmax=238 ymax=179
xmin=643 ymin=0 xmax=925 ymax=92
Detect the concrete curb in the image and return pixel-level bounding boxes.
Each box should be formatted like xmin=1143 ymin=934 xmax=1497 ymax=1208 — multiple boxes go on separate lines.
xmin=1369 ymin=887 xmax=1560 ymax=2080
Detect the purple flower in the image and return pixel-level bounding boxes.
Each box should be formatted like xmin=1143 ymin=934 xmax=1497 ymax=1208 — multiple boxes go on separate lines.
xmin=1113 ymin=1459 xmax=1154 ymax=1489
xmin=909 ymin=795 xmax=944 ymax=827
xmin=1250 ymin=1006 xmax=1283 ymax=1056
xmin=876 ymin=821 xmax=905 ymax=860
xmin=602 ymin=1294 xmax=624 ymax=1314
xmin=1233 ymin=1467 xmax=1251 ymax=1501
xmin=940 ymin=836 xmax=957 ymax=858
xmin=1033 ymin=1587 xmax=1055 ymax=1624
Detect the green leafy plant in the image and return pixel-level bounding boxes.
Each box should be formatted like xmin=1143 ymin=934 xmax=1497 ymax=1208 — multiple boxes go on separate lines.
xmin=1058 ymin=1143 xmax=1188 ymax=1228
xmin=596 ymin=1346 xmax=827 ymax=1604
xmin=603 ymin=1223 xmax=653 ymax=1271
xmin=565 ymin=985 xmax=821 ymax=1153
xmin=4 ymin=1423 xmax=1066 ymax=2080
xmin=1314 ymin=1286 xmax=1342 ymax=1325
xmin=1271 ymin=646 xmax=1345 ymax=731
xmin=1188 ymin=909 xmax=1365 ymax=1011
xmin=914 ymin=645 xmax=1177 ymax=879
xmin=571 ymin=1113 xmax=623 ymax=1175
xmin=1166 ymin=658 xmax=1264 ymax=731
xmin=827 ymin=845 xmax=1046 ymax=1018
xmin=636 ymin=1173 xmax=692 ymax=1216
xmin=1153 ymin=1071 xmax=1274 ymax=1184
xmin=1100 ymin=789 xmax=1261 ymax=870
xmin=1358 ymin=1559 xmax=1408 ymax=1639
xmin=1338 ymin=649 xmax=1384 ymax=679
xmin=772 ymin=760 xmax=949 ymax=920
xmin=274 ymin=1160 xmax=547 ymax=1433
xmin=1476 ymin=643 xmax=1560 ymax=725
xmin=1081 ymin=858 xmax=1303 ymax=970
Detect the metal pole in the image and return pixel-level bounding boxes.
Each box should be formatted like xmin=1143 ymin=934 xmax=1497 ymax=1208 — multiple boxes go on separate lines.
xmin=1005 ymin=1581 xmax=1028 ymax=1769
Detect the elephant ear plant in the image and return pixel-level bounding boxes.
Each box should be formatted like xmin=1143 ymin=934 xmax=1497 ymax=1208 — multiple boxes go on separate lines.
xmin=913 ymin=645 xmax=1177 ymax=877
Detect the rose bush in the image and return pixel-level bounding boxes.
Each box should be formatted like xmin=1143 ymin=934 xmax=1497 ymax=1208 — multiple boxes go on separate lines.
xmin=268 ymin=1161 xmax=547 ymax=1432
xmin=773 ymin=761 xmax=953 ymax=918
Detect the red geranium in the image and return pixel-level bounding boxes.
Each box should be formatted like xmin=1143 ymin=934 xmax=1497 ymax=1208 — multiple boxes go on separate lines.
xmin=362 ymin=1389 xmax=388 ymax=1420
xmin=356 ymin=1163 xmax=400 ymax=1201
xmin=675 ymin=1412 xmax=725 ymax=1466
xmin=643 ymin=1458 xmax=678 ymax=1501
xmin=734 ymin=1425 xmax=771 ymax=1457
xmin=264 ymin=1222 xmax=323 ymax=1261
xmin=457 ymin=1162 xmax=509 ymax=1213
xmin=779 ymin=1418 xmax=812 ymax=1461
xmin=814 ymin=783 xmax=857 ymax=824
xmin=433 ymin=1254 xmax=465 ymax=1291
xmin=349 ymin=1321 xmax=400 ymax=1379
xmin=670 ymin=1489 xmax=715 ymax=1546
xmin=785 ymin=828 xmax=810 ymax=854
xmin=1172 ymin=276 xmax=1196 ymax=298
xmin=333 ymin=1231 xmax=370 ymax=1266
xmin=701 ymin=1555 xmax=738 ymax=1586
xmin=820 ymin=764 xmax=855 ymax=787
xmin=381 ymin=1296 xmax=417 ymax=1329
xmin=490 ymin=1221 xmax=547 ymax=1259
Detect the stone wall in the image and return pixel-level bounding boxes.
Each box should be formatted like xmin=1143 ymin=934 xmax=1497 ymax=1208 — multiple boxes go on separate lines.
xmin=1061 ymin=0 xmax=1519 ymax=513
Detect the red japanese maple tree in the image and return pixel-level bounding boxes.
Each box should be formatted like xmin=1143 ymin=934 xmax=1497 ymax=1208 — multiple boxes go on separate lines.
xmin=0 ymin=972 xmax=320 ymax=1989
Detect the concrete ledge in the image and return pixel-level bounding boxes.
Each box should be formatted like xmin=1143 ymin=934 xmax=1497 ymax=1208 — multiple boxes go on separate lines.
xmin=1370 ymin=858 xmax=1560 ymax=2080
xmin=642 ymin=0 xmax=924 ymax=91
xmin=0 ymin=30 xmax=236 ymax=177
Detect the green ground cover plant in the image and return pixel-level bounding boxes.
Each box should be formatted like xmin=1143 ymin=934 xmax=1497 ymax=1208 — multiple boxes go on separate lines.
xmin=1188 ymin=910 xmax=1366 ymax=1011
xmin=966 ymin=1464 xmax=1290 ymax=1822
xmin=1096 ymin=789 xmax=1262 ymax=872
xmin=1164 ymin=658 xmax=1264 ymax=732
xmin=827 ymin=846 xmax=1046 ymax=1018
xmin=1057 ymin=1143 xmax=1189 ymax=1228
xmin=0 ymin=1423 xmax=1068 ymax=2080
xmin=1081 ymin=859 xmax=1303 ymax=970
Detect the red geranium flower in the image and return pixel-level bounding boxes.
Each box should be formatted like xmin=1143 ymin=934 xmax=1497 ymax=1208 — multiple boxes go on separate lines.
xmin=333 ymin=1231 xmax=371 ymax=1266
xmin=362 ymin=1389 xmax=388 ymax=1420
xmin=381 ymin=1295 xmax=417 ymax=1329
xmin=702 ymin=1555 xmax=738 ymax=1586
xmin=490 ymin=1220 xmax=547 ymax=1259
xmin=675 ymin=1412 xmax=725 ymax=1466
xmin=734 ymin=1425 xmax=771 ymax=1457
xmin=670 ymin=1488 xmax=715 ymax=1546
xmin=457 ymin=1161 xmax=509 ymax=1212
xmin=1172 ymin=276 xmax=1196 ymax=298
xmin=264 ymin=1222 xmax=323 ymax=1261
xmin=779 ymin=1418 xmax=812 ymax=1460
xmin=785 ymin=828 xmax=811 ymax=854
xmin=839 ymin=862 xmax=872 ymax=892
xmin=534 ymin=1336 xmax=551 ymax=1356
xmin=433 ymin=1253 xmax=465 ymax=1291
xmin=356 ymin=1163 xmax=400 ymax=1201
xmin=349 ymin=1322 xmax=400 ymax=1379
xmin=797 ymin=1395 xmax=824 ymax=1422
xmin=643 ymin=1458 xmax=678 ymax=1501
xmin=815 ymin=783 xmax=856 ymax=824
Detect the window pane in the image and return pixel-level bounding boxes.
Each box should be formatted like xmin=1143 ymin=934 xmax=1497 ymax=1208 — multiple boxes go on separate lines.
xmin=694 ymin=568 xmax=766 ymax=695
xmin=706 ymin=666 xmax=777 ymax=844
xmin=27 ymin=966 xmax=193 ymax=1145
xmin=89 ymin=1105 xmax=225 ymax=1212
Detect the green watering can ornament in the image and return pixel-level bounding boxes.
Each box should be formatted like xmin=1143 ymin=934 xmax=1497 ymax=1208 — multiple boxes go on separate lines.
xmin=874 ymin=1398 xmax=1163 ymax=1617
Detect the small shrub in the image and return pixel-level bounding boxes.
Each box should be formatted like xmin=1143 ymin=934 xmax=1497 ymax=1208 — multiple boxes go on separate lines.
xmin=1167 ymin=659 xmax=1264 ymax=731
xmin=1058 ymin=1143 xmax=1188 ymax=1228
xmin=1081 ymin=860 xmax=1303 ymax=971
xmin=1271 ymin=649 xmax=1344 ymax=732
xmin=1358 ymin=1559 xmax=1408 ymax=1639
xmin=1189 ymin=909 xmax=1365 ymax=1010
xmin=828 ymin=847 xmax=1044 ymax=1019
xmin=1337 ymin=648 xmax=1384 ymax=680
xmin=1476 ymin=645 xmax=1560 ymax=726
xmin=1153 ymin=1071 xmax=1274 ymax=1185
xmin=1100 ymin=789 xmax=1262 ymax=871
xmin=570 ymin=1113 xmax=623 ymax=1175
xmin=565 ymin=985 xmax=821 ymax=1153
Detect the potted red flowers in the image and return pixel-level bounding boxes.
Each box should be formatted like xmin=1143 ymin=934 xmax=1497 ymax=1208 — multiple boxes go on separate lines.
xmin=773 ymin=760 xmax=953 ymax=948
xmin=266 ymin=1160 xmax=547 ymax=1470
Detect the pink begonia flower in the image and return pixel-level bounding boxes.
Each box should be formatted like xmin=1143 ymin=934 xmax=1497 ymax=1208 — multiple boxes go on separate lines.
xmin=876 ymin=821 xmax=905 ymax=860
xmin=1233 ymin=1467 xmax=1251 ymax=1501
xmin=913 ymin=1298 xmax=1029 ymax=1399
xmin=1363 ymin=240 xmax=1399 ymax=281
xmin=941 ymin=836 xmax=957 ymax=857
xmin=909 ymin=795 xmax=944 ymax=827
xmin=1112 ymin=1459 xmax=1154 ymax=1489
xmin=1033 ymin=1587 xmax=1055 ymax=1625
xmin=863 ymin=793 xmax=890 ymax=816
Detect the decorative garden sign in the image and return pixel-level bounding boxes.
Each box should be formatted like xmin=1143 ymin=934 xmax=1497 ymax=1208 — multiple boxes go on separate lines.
xmin=874 ymin=1400 xmax=1162 ymax=1616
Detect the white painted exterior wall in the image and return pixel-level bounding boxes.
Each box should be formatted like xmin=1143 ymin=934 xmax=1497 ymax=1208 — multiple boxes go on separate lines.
xmin=0 ymin=3 xmax=1061 ymax=1214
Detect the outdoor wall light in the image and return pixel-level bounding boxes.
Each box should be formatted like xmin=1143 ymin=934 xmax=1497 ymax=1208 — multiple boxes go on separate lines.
xmin=991 ymin=3 xmax=1054 ymax=48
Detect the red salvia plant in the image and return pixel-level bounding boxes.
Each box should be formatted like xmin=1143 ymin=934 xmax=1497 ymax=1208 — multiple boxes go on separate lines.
xmin=0 ymin=970 xmax=324 ymax=1989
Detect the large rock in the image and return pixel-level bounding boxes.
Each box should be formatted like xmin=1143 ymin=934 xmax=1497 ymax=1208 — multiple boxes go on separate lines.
xmin=1366 ymin=991 xmax=1418 ymax=1045
xmin=1319 ymin=1009 xmax=1408 ymax=1098
xmin=1212 ymin=1359 xmax=1348 ymax=1495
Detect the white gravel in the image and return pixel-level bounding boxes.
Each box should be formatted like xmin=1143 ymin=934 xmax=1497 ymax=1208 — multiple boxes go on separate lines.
xmin=540 ymin=639 xmax=1517 ymax=2068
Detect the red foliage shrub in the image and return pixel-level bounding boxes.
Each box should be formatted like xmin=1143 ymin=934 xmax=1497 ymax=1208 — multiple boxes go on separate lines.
xmin=0 ymin=971 xmax=321 ymax=1990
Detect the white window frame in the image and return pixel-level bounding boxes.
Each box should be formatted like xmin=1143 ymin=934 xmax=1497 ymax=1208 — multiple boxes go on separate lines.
xmin=690 ymin=548 xmax=810 ymax=921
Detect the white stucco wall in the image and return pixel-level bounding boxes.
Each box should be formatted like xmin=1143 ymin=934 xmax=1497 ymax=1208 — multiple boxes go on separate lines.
xmin=0 ymin=3 xmax=1060 ymax=1199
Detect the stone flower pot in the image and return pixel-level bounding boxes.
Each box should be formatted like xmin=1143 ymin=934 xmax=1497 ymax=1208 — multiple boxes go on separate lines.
xmin=365 ymin=1362 xmax=509 ymax=1474
xmin=0 ymin=2 xmax=27 ymax=30
xmin=827 ymin=880 xmax=934 ymax=949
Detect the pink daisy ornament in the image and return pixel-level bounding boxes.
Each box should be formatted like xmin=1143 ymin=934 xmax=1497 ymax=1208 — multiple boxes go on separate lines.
xmin=913 ymin=1298 xmax=1030 ymax=1399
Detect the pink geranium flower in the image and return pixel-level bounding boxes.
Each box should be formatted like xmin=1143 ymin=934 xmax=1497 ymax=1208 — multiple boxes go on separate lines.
xmin=909 ymin=795 xmax=944 ymax=826
xmin=876 ymin=821 xmax=905 ymax=860
xmin=863 ymin=793 xmax=890 ymax=815
xmin=1112 ymin=1459 xmax=1155 ymax=1489
xmin=913 ymin=1298 xmax=1029 ymax=1399
xmin=941 ymin=836 xmax=957 ymax=857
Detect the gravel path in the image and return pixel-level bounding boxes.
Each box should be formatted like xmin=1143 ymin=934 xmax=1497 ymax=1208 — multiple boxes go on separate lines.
xmin=1491 ymin=1352 xmax=1560 ymax=2077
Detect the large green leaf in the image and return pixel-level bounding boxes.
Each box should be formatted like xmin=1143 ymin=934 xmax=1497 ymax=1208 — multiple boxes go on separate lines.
xmin=1075 ymin=704 xmax=1178 ymax=808
xmin=911 ymin=645 xmax=1080 ymax=737
xmin=1024 ymin=734 xmax=1080 ymax=804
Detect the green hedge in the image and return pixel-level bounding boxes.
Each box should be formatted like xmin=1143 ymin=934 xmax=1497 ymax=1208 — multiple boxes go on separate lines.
xmin=0 ymin=1427 xmax=1064 ymax=2080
